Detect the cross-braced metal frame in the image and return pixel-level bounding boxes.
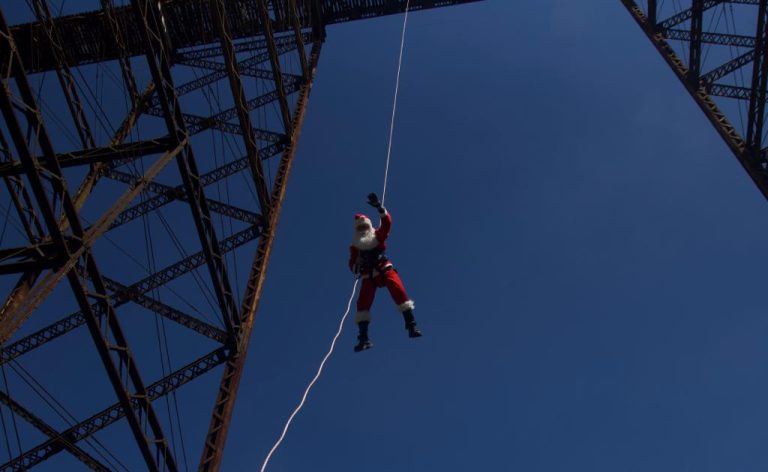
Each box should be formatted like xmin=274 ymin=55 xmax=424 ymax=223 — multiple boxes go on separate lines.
xmin=623 ymin=0 xmax=768 ymax=199
xmin=0 ymin=0 xmax=482 ymax=470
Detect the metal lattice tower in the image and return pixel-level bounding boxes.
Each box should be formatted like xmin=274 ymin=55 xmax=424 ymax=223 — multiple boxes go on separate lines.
xmin=623 ymin=0 xmax=768 ymax=199
xmin=0 ymin=1 xmax=482 ymax=470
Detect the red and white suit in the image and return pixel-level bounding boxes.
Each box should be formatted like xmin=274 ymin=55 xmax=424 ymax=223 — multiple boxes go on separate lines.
xmin=349 ymin=210 xmax=415 ymax=323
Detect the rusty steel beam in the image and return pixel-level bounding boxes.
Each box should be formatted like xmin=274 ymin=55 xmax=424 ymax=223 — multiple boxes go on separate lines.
xmin=0 ymin=244 xmax=57 ymax=262
xmin=100 ymin=275 xmax=229 ymax=343
xmin=0 ymin=138 xmax=188 ymax=343
xmin=700 ymin=49 xmax=756 ymax=86
xmin=144 ymin=78 xmax=302 ymax=139
xmin=689 ymin=0 xmax=704 ymax=83
xmin=177 ymin=56 xmax=303 ymax=84
xmin=747 ymin=0 xmax=768 ymax=152
xmin=0 ymin=0 xmax=104 ymax=351
xmin=177 ymin=33 xmax=309 ymax=62
xmin=31 ymin=0 xmax=96 ymax=150
xmin=105 ymin=169 xmax=263 ymax=225
xmin=1 ymin=347 xmax=228 ymax=472
xmin=172 ymin=53 xmax=275 ymax=99
xmin=0 ymin=225 xmax=259 ymax=366
xmin=258 ymin=0 xmax=294 ymax=134
xmin=623 ymin=0 xmax=768 ymax=198
xmin=68 ymin=82 xmax=157 ymax=217
xmin=0 ymin=392 xmax=111 ymax=471
xmin=659 ymin=0 xmax=754 ymax=30
xmin=47 ymin=13 xmax=153 ymax=227
xmin=0 ymin=129 xmax=49 ymax=320
xmin=0 ymin=245 xmax=58 ymax=274
xmin=211 ymin=0 xmax=272 ymax=223
xmin=0 ymin=137 xmax=175 ymax=177
xmin=663 ymin=28 xmax=756 ymax=47
xmin=709 ymin=83 xmax=757 ymax=99
xmin=101 ymin=0 xmax=139 ymax=103
xmin=132 ymin=0 xmax=240 ymax=337
xmin=9 ymin=0 xmax=482 ymax=73
xmin=144 ymin=105 xmax=287 ymax=142
xmin=0 ymin=271 xmax=41 ymax=343
xmin=289 ymin=0 xmax=310 ymax=77
xmin=0 ymin=7 xmax=178 ymax=471
xmin=2 ymin=175 xmax=42 ymax=243
xmin=0 ymin=130 xmax=45 ymax=242
xmin=104 ymin=148 xmax=283 ymax=231
xmin=199 ymin=39 xmax=322 ymax=472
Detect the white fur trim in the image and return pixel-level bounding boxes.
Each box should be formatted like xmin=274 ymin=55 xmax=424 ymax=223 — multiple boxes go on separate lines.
xmin=397 ymin=300 xmax=415 ymax=312
xmin=355 ymin=310 xmax=371 ymax=323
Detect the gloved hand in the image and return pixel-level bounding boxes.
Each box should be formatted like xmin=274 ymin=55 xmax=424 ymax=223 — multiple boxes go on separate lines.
xmin=367 ymin=193 xmax=384 ymax=213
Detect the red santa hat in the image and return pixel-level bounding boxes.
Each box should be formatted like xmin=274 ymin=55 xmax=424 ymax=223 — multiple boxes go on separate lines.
xmin=354 ymin=213 xmax=372 ymax=230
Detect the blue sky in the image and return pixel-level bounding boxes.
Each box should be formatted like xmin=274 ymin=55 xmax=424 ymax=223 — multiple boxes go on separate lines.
xmin=235 ymin=2 xmax=768 ymax=471
xmin=3 ymin=1 xmax=768 ymax=471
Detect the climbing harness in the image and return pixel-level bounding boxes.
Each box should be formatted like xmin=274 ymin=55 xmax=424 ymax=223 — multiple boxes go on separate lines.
xmin=258 ymin=2 xmax=411 ymax=470
xmin=357 ymin=247 xmax=391 ymax=277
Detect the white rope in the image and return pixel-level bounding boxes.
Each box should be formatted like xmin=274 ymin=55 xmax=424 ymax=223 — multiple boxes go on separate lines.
xmin=259 ymin=279 xmax=359 ymax=472
xmin=259 ymin=3 xmax=411 ymax=470
xmin=381 ymin=0 xmax=411 ymax=206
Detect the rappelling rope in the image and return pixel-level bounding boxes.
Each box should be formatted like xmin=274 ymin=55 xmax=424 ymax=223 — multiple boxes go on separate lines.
xmin=258 ymin=2 xmax=411 ymax=470
xmin=382 ymin=0 xmax=411 ymax=206
xmin=259 ymin=279 xmax=359 ymax=472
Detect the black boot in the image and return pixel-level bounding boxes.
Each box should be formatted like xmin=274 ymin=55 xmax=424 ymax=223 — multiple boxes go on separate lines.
xmin=354 ymin=321 xmax=373 ymax=352
xmin=402 ymin=310 xmax=422 ymax=338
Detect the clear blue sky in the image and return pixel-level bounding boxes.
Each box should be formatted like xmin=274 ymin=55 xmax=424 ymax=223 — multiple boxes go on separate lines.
xmin=3 ymin=1 xmax=768 ymax=471
xmin=235 ymin=2 xmax=768 ymax=471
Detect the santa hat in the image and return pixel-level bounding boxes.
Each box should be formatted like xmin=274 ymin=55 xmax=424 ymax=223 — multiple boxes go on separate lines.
xmin=354 ymin=213 xmax=372 ymax=229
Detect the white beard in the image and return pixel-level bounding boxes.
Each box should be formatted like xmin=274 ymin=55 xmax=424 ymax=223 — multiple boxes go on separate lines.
xmin=352 ymin=230 xmax=378 ymax=250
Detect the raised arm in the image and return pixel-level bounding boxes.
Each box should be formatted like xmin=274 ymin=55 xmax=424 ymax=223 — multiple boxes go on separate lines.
xmin=376 ymin=209 xmax=391 ymax=242
xmin=367 ymin=193 xmax=391 ymax=242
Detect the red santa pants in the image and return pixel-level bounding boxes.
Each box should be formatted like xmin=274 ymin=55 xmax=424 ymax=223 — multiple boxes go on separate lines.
xmin=355 ymin=269 xmax=414 ymax=323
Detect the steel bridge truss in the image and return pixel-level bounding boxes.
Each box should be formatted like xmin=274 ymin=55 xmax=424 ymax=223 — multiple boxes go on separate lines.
xmin=623 ymin=0 xmax=768 ymax=199
xmin=0 ymin=0 xmax=321 ymax=470
xmin=0 ymin=0 xmax=482 ymax=470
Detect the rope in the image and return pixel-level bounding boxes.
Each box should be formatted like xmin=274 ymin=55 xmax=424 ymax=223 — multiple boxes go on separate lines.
xmin=258 ymin=3 xmax=411 ymax=470
xmin=382 ymin=0 xmax=411 ymax=206
xmin=258 ymin=279 xmax=360 ymax=472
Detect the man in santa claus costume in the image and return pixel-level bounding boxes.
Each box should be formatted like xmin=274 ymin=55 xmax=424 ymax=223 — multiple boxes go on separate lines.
xmin=349 ymin=193 xmax=422 ymax=352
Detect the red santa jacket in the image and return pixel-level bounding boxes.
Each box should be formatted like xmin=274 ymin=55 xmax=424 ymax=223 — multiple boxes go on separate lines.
xmin=349 ymin=211 xmax=393 ymax=276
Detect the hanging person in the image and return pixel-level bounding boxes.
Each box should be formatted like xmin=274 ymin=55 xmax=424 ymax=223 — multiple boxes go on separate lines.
xmin=348 ymin=193 xmax=422 ymax=352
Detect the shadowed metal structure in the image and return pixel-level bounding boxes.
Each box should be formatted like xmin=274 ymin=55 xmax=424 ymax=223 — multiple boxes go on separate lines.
xmin=622 ymin=0 xmax=768 ymax=200
xmin=0 ymin=0 xmax=482 ymax=470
